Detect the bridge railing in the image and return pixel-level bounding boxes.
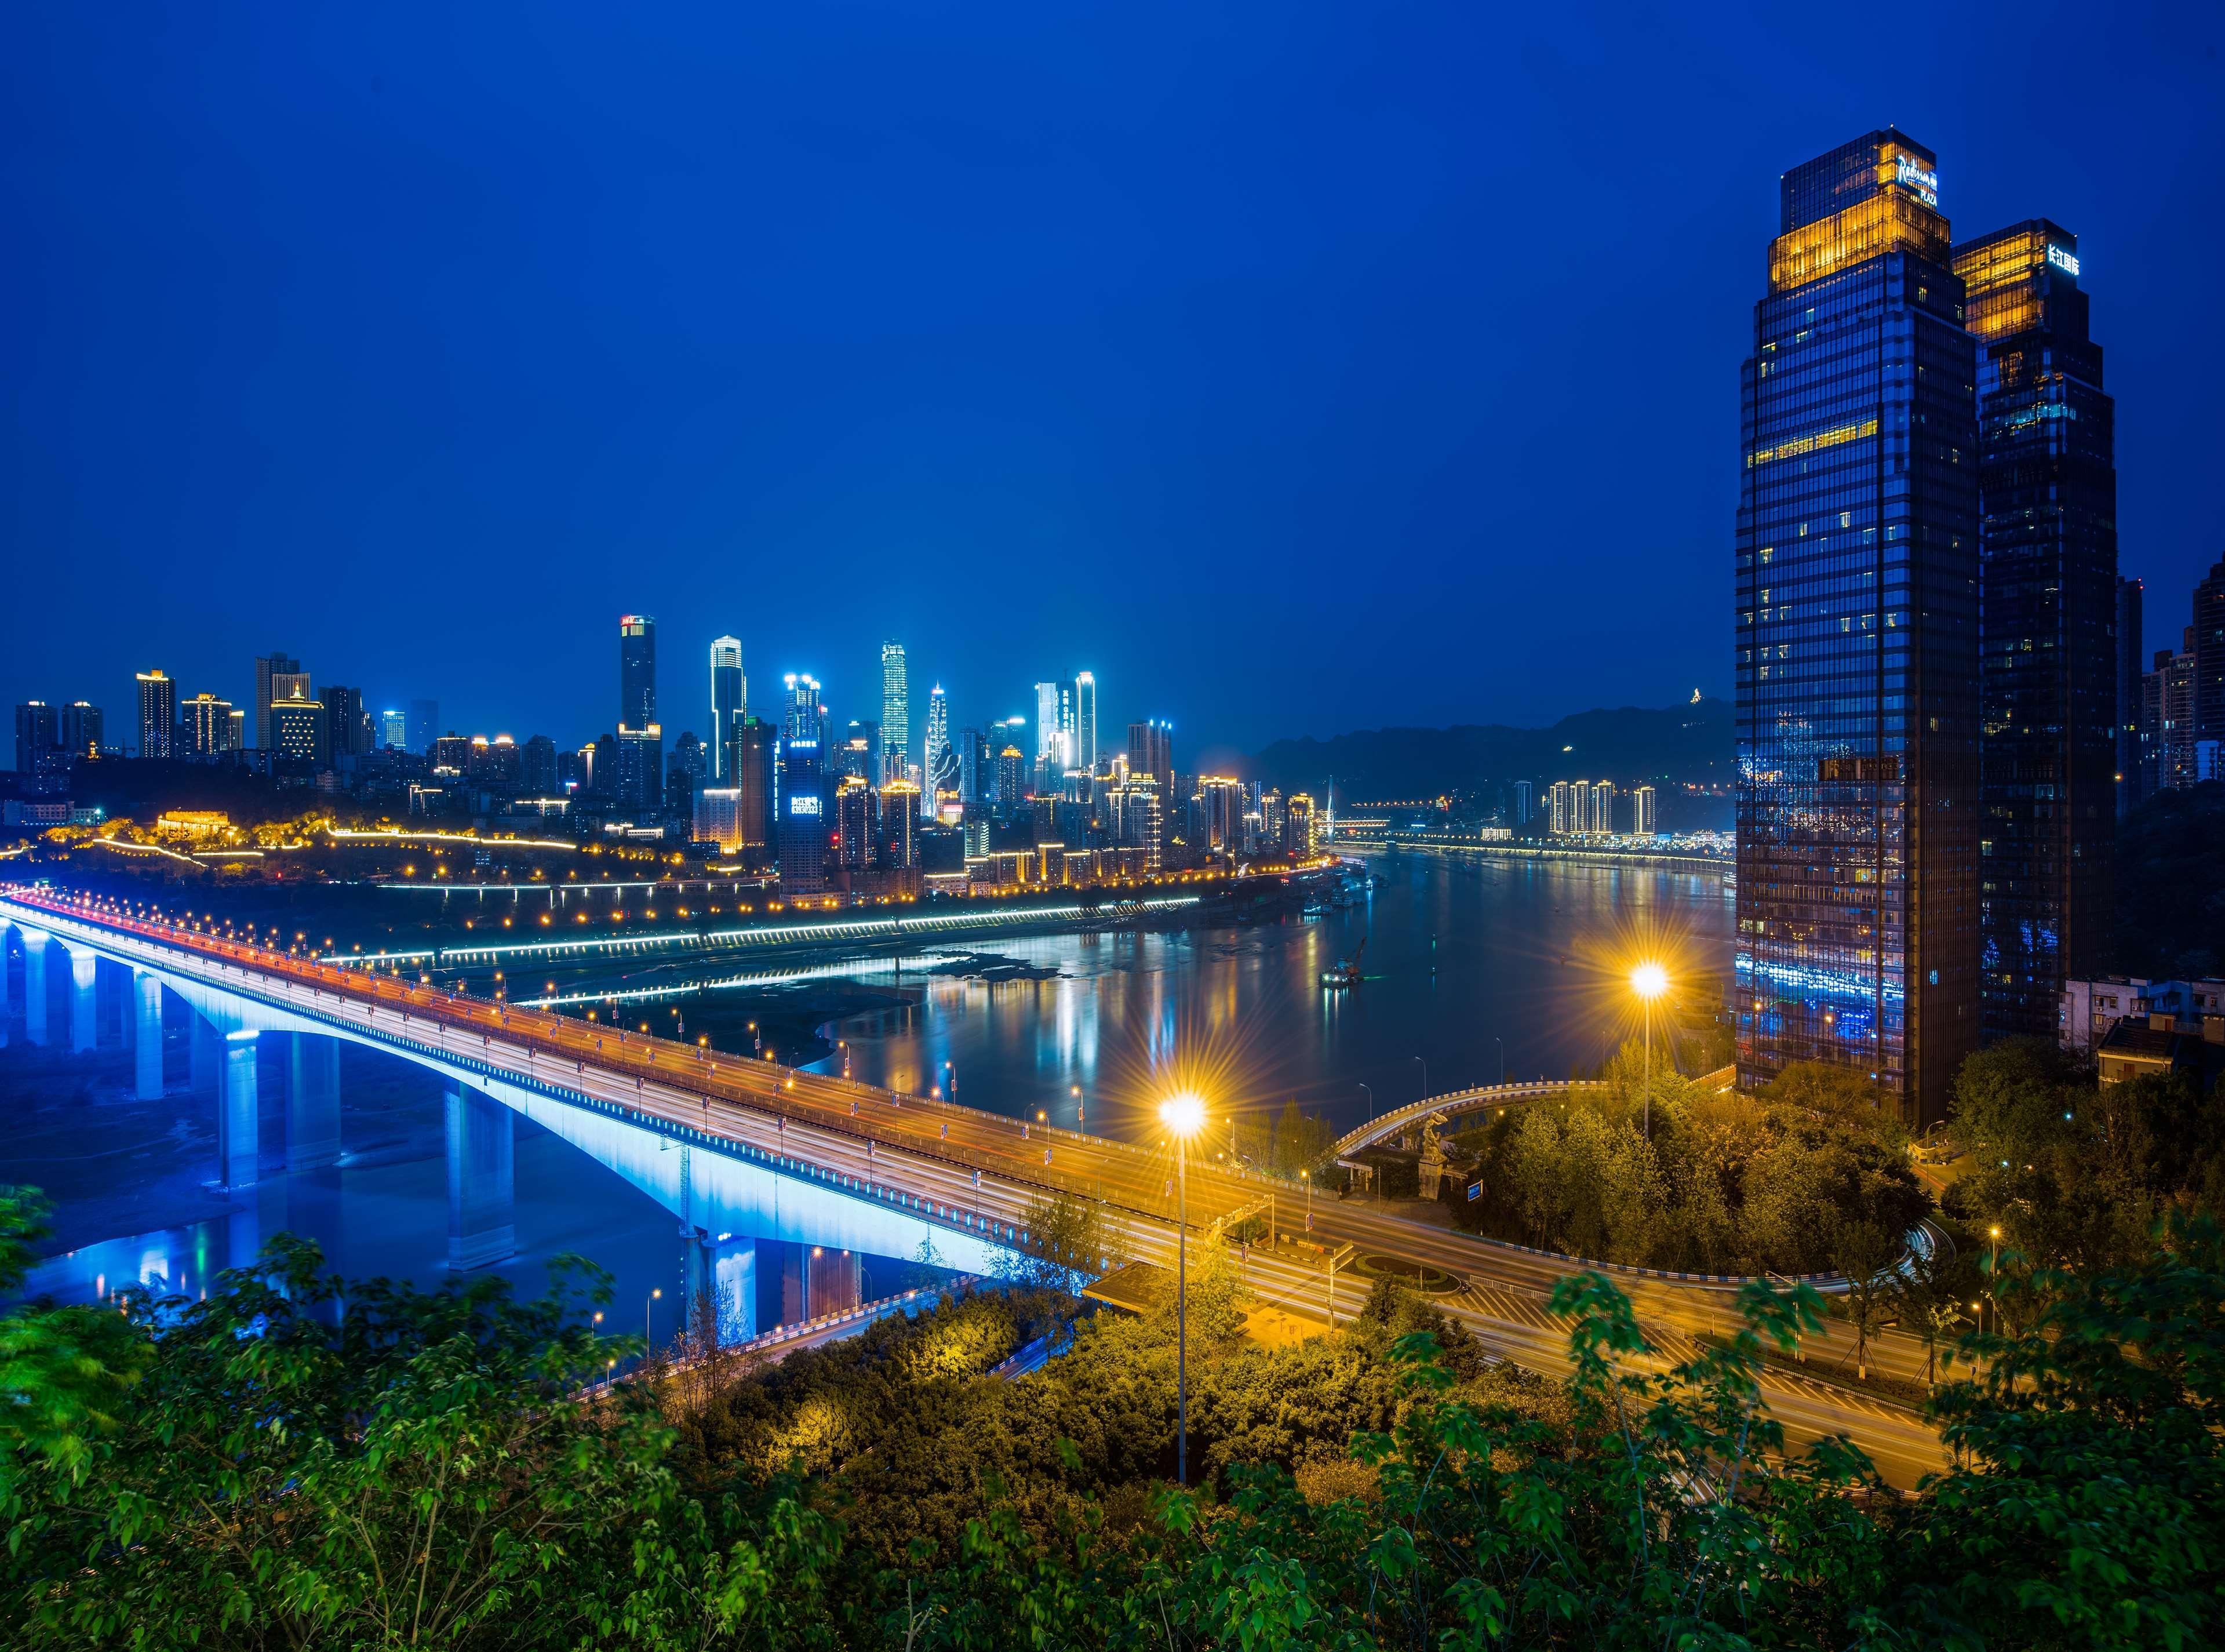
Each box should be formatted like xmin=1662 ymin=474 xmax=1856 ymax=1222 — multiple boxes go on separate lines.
xmin=1324 ymin=1079 xmax=1601 ymax=1163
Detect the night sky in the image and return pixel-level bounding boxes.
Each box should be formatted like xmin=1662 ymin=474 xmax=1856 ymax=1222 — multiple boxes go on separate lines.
xmin=5 ymin=5 xmax=2220 ymax=764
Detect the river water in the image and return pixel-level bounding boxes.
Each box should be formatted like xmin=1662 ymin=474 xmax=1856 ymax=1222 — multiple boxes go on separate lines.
xmin=0 ymin=854 xmax=1729 ymax=1331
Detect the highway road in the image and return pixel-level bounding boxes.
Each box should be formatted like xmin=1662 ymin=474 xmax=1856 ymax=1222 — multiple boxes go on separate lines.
xmin=3 ymin=885 xmax=1950 ymax=1485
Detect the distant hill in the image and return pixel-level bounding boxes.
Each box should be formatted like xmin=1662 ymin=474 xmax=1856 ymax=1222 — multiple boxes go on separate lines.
xmin=1251 ymin=699 xmax=1732 ymax=805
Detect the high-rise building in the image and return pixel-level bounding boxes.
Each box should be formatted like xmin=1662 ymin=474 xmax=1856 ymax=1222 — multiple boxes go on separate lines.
xmin=1588 ymin=781 xmax=1616 ymax=836
xmin=1735 ymin=130 xmax=1981 ymax=1127
xmin=709 ymin=636 xmax=745 ymax=782
xmin=956 ymin=726 xmax=984 ymax=802
xmin=880 ymin=642 xmax=910 ymax=784
xmin=1547 ymin=780 xmax=1573 ymax=835
xmin=522 ymin=734 xmax=559 ymax=796
xmin=1126 ymin=719 xmax=1174 ymax=803
xmin=254 ymin=653 xmax=301 ymax=751
xmin=834 ymin=776 xmax=879 ymax=882
xmin=694 ymin=788 xmax=744 ymax=853
xmin=2195 ymin=561 xmax=2225 ymax=744
xmin=1632 ymin=785 xmax=1658 ymax=837
xmin=269 ymin=692 xmax=326 ymax=765
xmin=1034 ymin=682 xmax=1062 ymax=794
xmin=1953 ymin=221 xmax=2118 ymax=1040
xmin=2144 ymin=638 xmax=2198 ymax=793
xmin=2116 ymin=577 xmax=2144 ymax=819
xmin=407 ymin=699 xmax=439 ymax=755
xmin=924 ymin=686 xmax=956 ymax=811
xmin=13 ymin=702 xmax=59 ymax=774
xmin=1287 ymin=792 xmax=1317 ymax=858
xmin=879 ymin=780 xmax=921 ymax=869
xmin=322 ymin=686 xmax=369 ymax=760
xmin=136 ymin=670 xmax=177 ymax=760
xmin=227 ymin=708 xmax=245 ymax=751
xmin=181 ymin=694 xmax=238 ymax=758
xmin=59 ymin=702 xmax=103 ymax=761
xmin=1073 ymin=672 xmax=1097 ymax=773
xmin=379 ymin=708 xmax=407 ymax=751
xmin=994 ymin=744 xmax=1025 ymax=809
xmin=1198 ymin=776 xmax=1244 ymax=855
xmin=777 ymin=737 xmax=826 ymax=892
xmin=1509 ymin=780 xmax=1533 ymax=827
xmin=620 ymin=615 xmax=657 ymax=730
xmin=781 ymin=674 xmax=822 ymax=743
xmin=734 ymin=715 xmax=776 ymax=853
xmin=614 ymin=724 xmax=664 ymax=818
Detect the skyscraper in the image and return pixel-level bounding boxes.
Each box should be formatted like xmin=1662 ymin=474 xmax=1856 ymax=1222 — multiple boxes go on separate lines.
xmin=734 ymin=715 xmax=776 ymax=854
xmin=270 ymin=690 xmax=325 ymax=765
xmin=1127 ymin=719 xmax=1173 ymax=802
xmin=1073 ymin=671 xmax=1097 ymax=773
xmin=782 ymin=674 xmax=823 ymax=743
xmin=13 ymin=703 xmax=59 ymax=774
xmin=254 ymin=652 xmax=301 ymax=751
xmin=59 ymin=702 xmax=103 ymax=761
xmin=407 ymin=700 xmax=439 ymax=756
xmin=2116 ymin=577 xmax=2144 ymax=819
xmin=709 ymin=636 xmax=745 ymax=781
xmin=924 ymin=685 xmax=955 ymax=810
xmin=1735 ymin=130 xmax=1980 ymax=1127
xmin=322 ymin=686 xmax=369 ymax=759
xmin=182 ymin=695 xmax=238 ymax=758
xmin=777 ymin=737 xmax=826 ymax=892
xmin=1033 ymin=682 xmax=1062 ymax=793
xmin=379 ymin=708 xmax=407 ymax=751
xmin=136 ymin=670 xmax=176 ymax=760
xmin=1953 ymin=221 xmax=2117 ymax=1040
xmin=1632 ymin=785 xmax=1657 ymax=837
xmin=619 ymin=615 xmax=657 ymax=730
xmin=2195 ymin=560 xmax=2225 ymax=744
xmin=880 ymin=641 xmax=909 ymax=784
xmin=614 ymin=723 xmax=664 ymax=818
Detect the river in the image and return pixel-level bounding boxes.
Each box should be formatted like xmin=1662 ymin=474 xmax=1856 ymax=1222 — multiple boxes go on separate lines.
xmin=0 ymin=854 xmax=1729 ymax=1334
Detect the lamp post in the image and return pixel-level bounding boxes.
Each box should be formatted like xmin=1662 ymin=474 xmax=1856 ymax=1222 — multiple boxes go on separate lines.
xmin=1159 ymin=1091 xmax=1204 ymax=1485
xmin=1412 ymin=1055 xmax=1428 ymax=1101
xmin=1494 ymin=1035 xmax=1505 ymax=1085
xmin=1357 ymin=1082 xmax=1374 ymax=1120
xmin=1300 ymin=1167 xmax=1312 ymax=1233
xmin=1987 ymin=1224 xmax=2002 ymax=1334
xmin=645 ymin=1286 xmax=662 ymax=1351
xmin=1631 ymin=962 xmax=1668 ymax=1139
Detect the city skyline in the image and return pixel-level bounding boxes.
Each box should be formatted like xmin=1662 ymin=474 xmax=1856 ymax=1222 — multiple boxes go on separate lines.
xmin=4 ymin=9 xmax=2218 ymax=755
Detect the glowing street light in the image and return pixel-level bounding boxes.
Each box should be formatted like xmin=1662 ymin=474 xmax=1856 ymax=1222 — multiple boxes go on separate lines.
xmin=1631 ymin=961 xmax=1669 ymax=1138
xmin=1159 ymin=1090 xmax=1206 ymax=1484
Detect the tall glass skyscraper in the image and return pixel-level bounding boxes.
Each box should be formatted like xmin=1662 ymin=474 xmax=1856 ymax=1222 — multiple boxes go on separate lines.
xmin=709 ymin=635 xmax=745 ymax=781
xmin=1073 ymin=671 xmax=1097 ymax=772
xmin=1735 ymin=130 xmax=1980 ymax=1127
xmin=619 ymin=614 xmax=657 ymax=730
xmin=880 ymin=641 xmax=909 ymax=783
xmin=1951 ymin=221 xmax=2117 ymax=1040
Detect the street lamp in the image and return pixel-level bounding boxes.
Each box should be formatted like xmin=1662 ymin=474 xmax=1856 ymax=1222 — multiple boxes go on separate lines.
xmin=1412 ymin=1054 xmax=1428 ymax=1100
xmin=1159 ymin=1090 xmax=1206 ymax=1485
xmin=646 ymin=1286 xmax=662 ymax=1351
xmin=1300 ymin=1167 xmax=1312 ymax=1233
xmin=1631 ymin=961 xmax=1668 ymax=1139
xmin=1357 ymin=1082 xmax=1374 ymax=1119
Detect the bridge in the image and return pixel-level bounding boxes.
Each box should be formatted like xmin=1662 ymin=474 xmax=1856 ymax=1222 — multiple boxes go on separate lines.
xmin=1328 ymin=1065 xmax=1741 ymax=1165
xmin=1 ymin=885 xmax=1951 ymax=1484
xmin=1330 ymin=832 xmax=1728 ymax=876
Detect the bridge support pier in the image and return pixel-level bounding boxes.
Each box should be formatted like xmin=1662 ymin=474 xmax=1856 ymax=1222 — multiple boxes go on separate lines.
xmin=219 ymin=1031 xmax=260 ymax=1191
xmin=133 ymin=970 xmax=165 ymax=1101
xmin=17 ymin=929 xmax=49 ymax=1046
xmin=69 ymin=947 xmax=98 ymax=1054
xmin=713 ymin=1239 xmax=758 ymax=1344
xmin=286 ymin=1033 xmax=342 ymax=1171
xmin=445 ymin=1083 xmax=515 ymax=1271
xmin=190 ymin=1014 xmax=219 ymax=1097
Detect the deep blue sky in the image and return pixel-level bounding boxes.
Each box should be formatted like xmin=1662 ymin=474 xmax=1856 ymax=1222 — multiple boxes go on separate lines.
xmin=5 ymin=4 xmax=2220 ymax=765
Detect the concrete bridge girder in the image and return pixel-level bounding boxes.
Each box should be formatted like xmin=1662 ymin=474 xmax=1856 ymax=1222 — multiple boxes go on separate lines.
xmin=8 ymin=911 xmax=1006 ymax=1276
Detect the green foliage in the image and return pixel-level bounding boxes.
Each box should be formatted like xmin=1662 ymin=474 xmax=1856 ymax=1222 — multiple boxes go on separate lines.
xmin=992 ymin=1190 xmax=1112 ymax=1294
xmin=1947 ymin=1039 xmax=2225 ymax=1275
xmin=6 ymin=1184 xmax=2222 ymax=1648
xmin=1909 ymin=1214 xmax=2225 ymax=1651
xmin=1455 ymin=1073 xmax=1929 ymax=1276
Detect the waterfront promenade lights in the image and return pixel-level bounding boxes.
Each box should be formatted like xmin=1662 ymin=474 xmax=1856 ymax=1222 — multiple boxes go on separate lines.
xmin=1159 ymin=1090 xmax=1206 ymax=1485
xmin=1630 ymin=962 xmax=1669 ymax=1139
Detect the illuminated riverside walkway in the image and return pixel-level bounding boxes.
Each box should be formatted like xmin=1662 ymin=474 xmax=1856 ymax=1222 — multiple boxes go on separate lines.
xmin=1 ymin=884 xmax=1949 ymax=1483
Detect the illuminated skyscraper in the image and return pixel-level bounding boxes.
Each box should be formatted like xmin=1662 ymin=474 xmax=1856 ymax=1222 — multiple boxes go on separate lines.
xmin=59 ymin=702 xmax=103 ymax=760
xmin=136 ymin=670 xmax=176 ymax=760
xmin=709 ymin=636 xmax=745 ymax=781
xmin=782 ymin=674 xmax=823 ymax=743
xmin=254 ymin=652 xmax=300 ymax=751
xmin=1073 ymin=671 xmax=1097 ymax=773
xmin=1034 ymin=682 xmax=1061 ymax=793
xmin=880 ymin=641 xmax=909 ymax=783
xmin=1126 ymin=719 xmax=1173 ymax=801
xmin=379 ymin=708 xmax=407 ymax=750
xmin=1953 ymin=221 xmax=2117 ymax=1040
xmin=1632 ymin=785 xmax=1657 ymax=837
xmin=614 ymin=723 xmax=664 ymax=818
xmin=1735 ymin=130 xmax=1980 ymax=1127
xmin=183 ymin=694 xmax=238 ymax=758
xmin=619 ymin=615 xmax=657 ymax=730
xmin=924 ymin=685 xmax=955 ymax=812
xmin=777 ymin=737 xmax=826 ymax=892
xmin=14 ymin=702 xmax=58 ymax=774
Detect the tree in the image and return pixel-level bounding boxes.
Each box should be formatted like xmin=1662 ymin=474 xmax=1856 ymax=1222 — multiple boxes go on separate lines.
xmin=1830 ymin=1219 xmax=1900 ymax=1380
xmin=1909 ymin=1215 xmax=2225 ymax=1651
xmin=996 ymin=1190 xmax=1111 ymax=1293
xmin=1894 ymin=1230 xmax=1977 ymax=1389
